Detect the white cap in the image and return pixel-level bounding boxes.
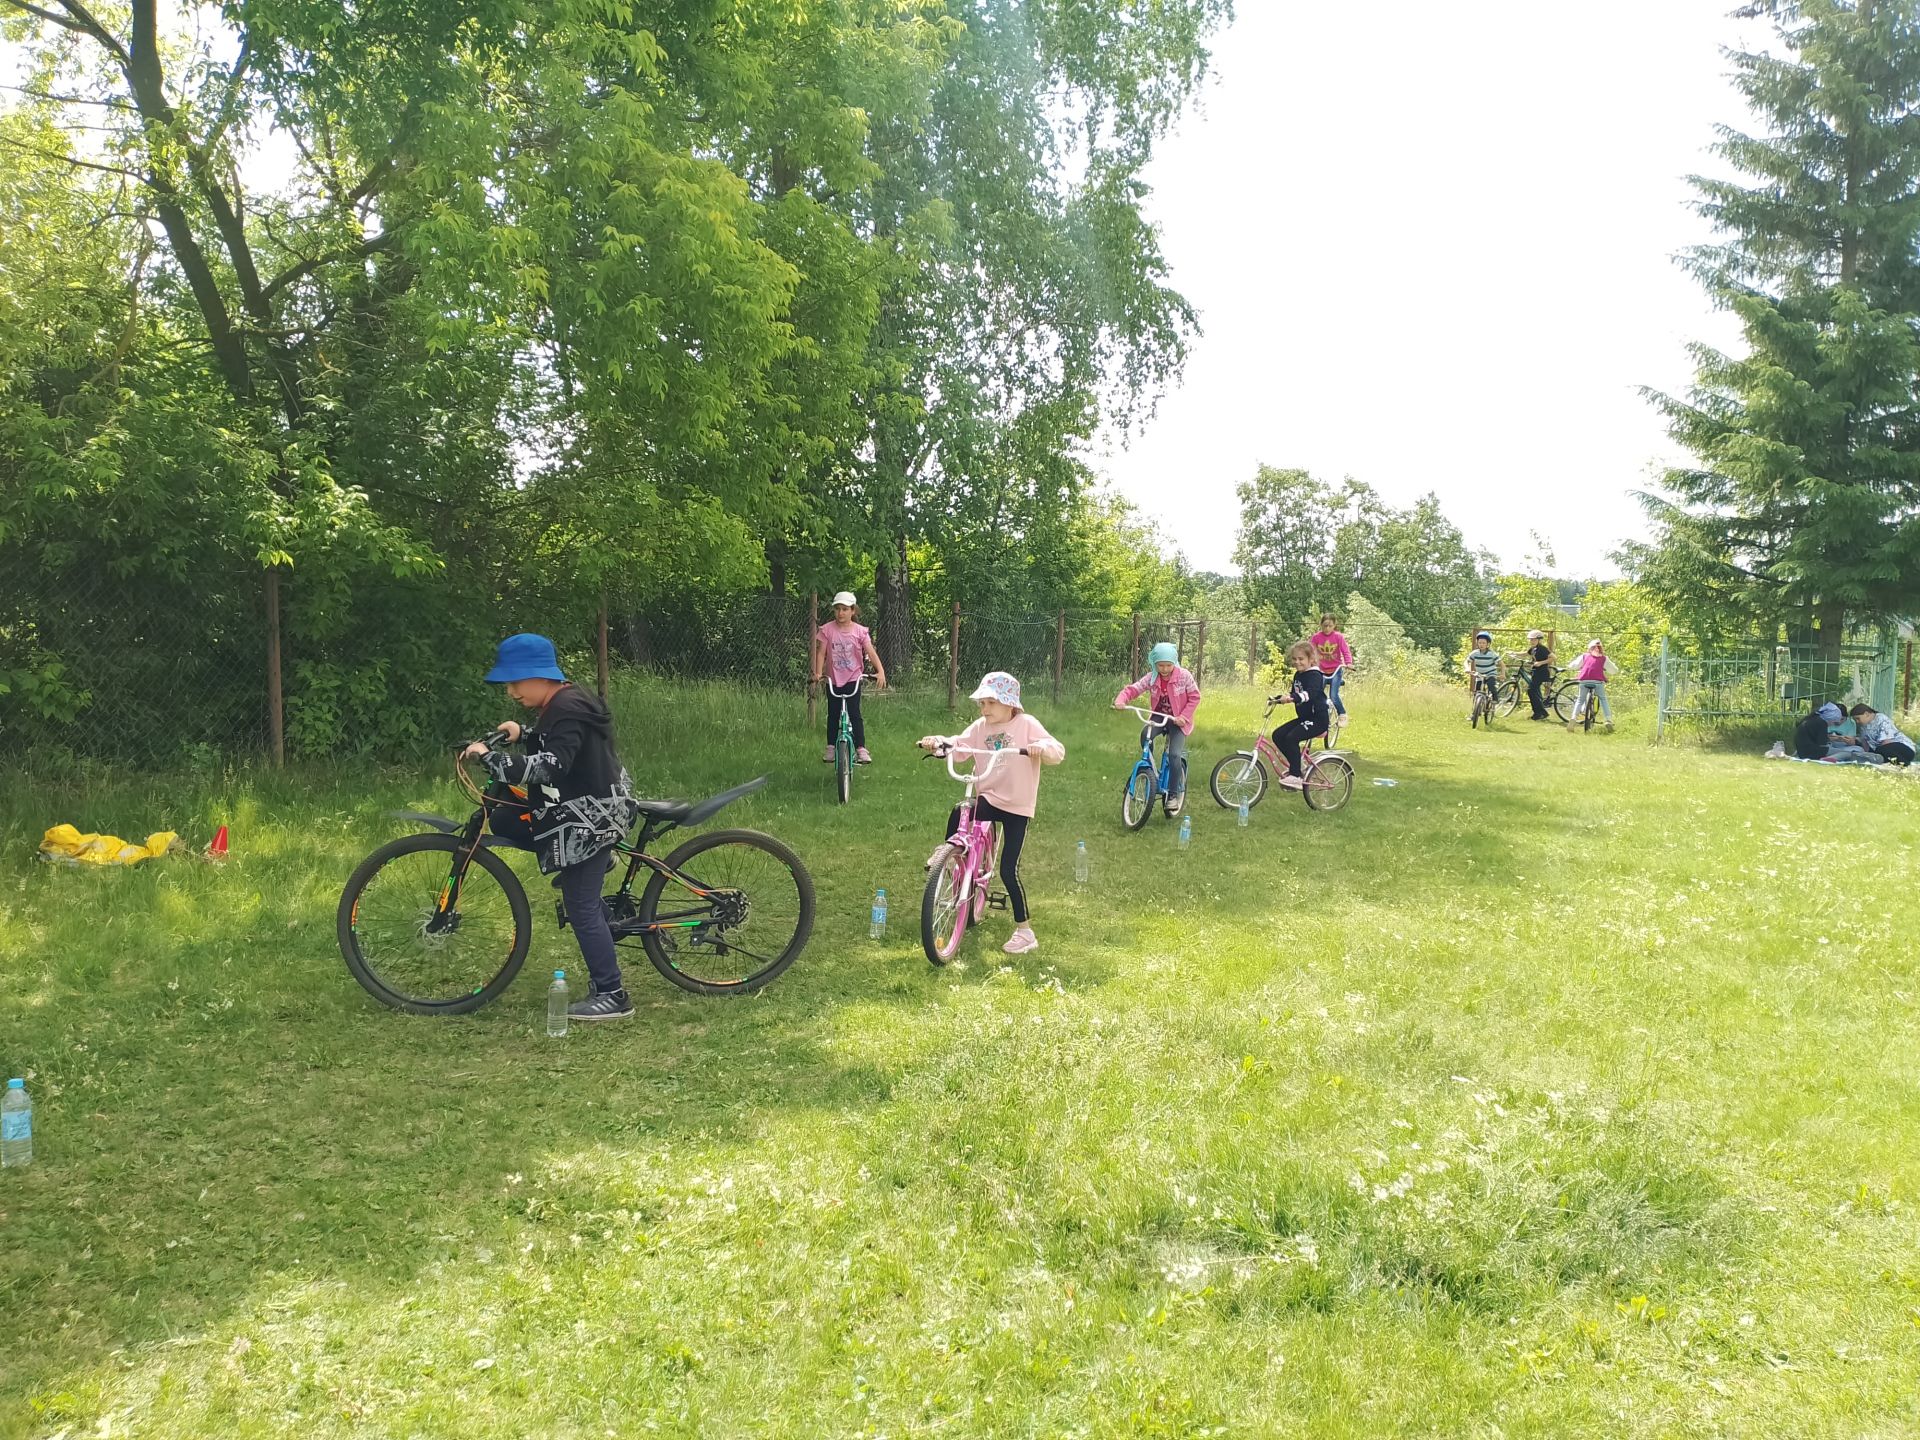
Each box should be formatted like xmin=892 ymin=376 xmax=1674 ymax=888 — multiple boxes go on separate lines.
xmin=1526 ymin=629 xmax=1544 ymax=640
xmin=1587 ymin=638 xmax=1603 ymax=648
xmin=831 ymin=591 xmax=857 ymax=608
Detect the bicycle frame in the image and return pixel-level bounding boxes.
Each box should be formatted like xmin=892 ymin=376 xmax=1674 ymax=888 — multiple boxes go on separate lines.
xmin=1121 ymin=704 xmax=1180 ymax=795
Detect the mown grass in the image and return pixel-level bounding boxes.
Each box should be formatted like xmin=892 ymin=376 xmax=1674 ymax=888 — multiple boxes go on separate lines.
xmin=4 ymin=679 xmax=1920 ymax=1438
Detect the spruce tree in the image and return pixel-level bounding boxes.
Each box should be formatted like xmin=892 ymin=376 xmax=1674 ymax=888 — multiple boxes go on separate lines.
xmin=1637 ymin=0 xmax=1920 ymax=655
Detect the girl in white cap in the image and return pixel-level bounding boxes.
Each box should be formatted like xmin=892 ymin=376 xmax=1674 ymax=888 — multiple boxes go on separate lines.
xmin=812 ymin=591 xmax=887 ymax=763
xmin=1567 ymin=639 xmax=1616 ymax=731
xmin=918 ymin=671 xmax=1066 ymax=954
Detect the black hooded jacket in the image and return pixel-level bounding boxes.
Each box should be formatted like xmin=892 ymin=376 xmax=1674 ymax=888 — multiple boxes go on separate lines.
xmin=481 ymin=684 xmax=640 ymax=871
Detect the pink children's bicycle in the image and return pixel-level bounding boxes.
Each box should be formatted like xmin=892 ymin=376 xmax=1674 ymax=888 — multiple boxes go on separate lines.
xmin=919 ymin=742 xmax=1024 ymax=965
xmin=1207 ymin=695 xmax=1356 ymax=813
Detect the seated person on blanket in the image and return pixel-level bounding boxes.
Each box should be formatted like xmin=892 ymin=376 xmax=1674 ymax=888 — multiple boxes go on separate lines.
xmin=1849 ymin=704 xmax=1915 ymax=765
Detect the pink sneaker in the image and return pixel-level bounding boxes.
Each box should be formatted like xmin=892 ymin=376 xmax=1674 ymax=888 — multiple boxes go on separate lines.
xmin=821 ymin=746 xmax=834 ymax=763
xmin=1278 ymin=773 xmax=1306 ymax=790
xmin=1002 ymin=927 xmax=1039 ymax=955
xmin=856 ymin=747 xmax=873 ymax=765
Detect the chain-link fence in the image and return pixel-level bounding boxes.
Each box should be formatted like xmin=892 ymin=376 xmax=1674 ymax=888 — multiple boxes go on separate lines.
xmin=1656 ymin=639 xmax=1898 ymax=740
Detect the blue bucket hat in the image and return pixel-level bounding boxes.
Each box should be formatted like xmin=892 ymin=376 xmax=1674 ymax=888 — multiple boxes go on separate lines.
xmin=485 ymin=633 xmax=567 ymax=684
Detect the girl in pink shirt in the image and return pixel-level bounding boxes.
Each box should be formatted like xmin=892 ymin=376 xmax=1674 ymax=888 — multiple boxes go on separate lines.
xmin=1309 ymin=611 xmax=1354 ymax=724
xmin=1567 ymin=639 xmax=1615 ymax=730
xmin=1113 ymin=641 xmax=1201 ymax=814
xmin=918 ymin=671 xmax=1066 ymax=955
xmin=811 ymin=590 xmax=887 ymax=763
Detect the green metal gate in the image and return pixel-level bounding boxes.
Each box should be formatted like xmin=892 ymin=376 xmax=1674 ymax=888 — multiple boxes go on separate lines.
xmin=1655 ymin=637 xmax=1897 ymax=741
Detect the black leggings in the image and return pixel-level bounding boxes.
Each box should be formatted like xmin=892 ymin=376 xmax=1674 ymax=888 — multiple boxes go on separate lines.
xmin=1272 ymin=718 xmax=1324 ymax=778
xmin=1875 ymin=741 xmax=1916 ymax=766
xmin=944 ymin=798 xmax=1030 ymax=924
xmin=826 ymin=689 xmax=865 ymax=748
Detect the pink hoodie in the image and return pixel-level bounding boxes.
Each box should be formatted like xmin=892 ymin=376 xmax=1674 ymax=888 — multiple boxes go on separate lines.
xmin=948 ymin=711 xmax=1066 ymax=818
xmin=1115 ymin=665 xmax=1201 ymax=735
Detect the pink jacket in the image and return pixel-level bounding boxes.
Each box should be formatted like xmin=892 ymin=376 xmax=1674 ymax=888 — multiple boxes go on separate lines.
xmin=949 ymin=712 xmax=1066 ymax=818
xmin=1573 ymin=652 xmax=1611 ymax=682
xmin=1115 ymin=666 xmax=1201 ymax=735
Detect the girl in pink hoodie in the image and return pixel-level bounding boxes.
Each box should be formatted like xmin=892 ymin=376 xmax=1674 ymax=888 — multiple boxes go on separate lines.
xmin=1113 ymin=641 xmax=1201 ymax=815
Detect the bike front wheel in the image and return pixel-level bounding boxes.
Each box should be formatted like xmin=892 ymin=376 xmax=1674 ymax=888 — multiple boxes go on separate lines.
xmin=921 ymin=850 xmax=969 ymax=965
xmin=1494 ymin=681 xmax=1521 ymax=717
xmin=336 ymin=833 xmax=531 ymax=1014
xmin=638 ymin=829 xmax=815 ymax=995
xmin=1303 ymin=755 xmax=1355 ymax=812
xmin=1209 ymin=752 xmax=1268 ymax=810
xmin=835 ymin=737 xmax=852 ymax=804
xmin=1121 ymin=766 xmax=1156 ymax=830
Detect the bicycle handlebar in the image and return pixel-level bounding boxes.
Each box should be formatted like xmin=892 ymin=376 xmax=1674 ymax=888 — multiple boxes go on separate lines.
xmin=922 ymin=742 xmax=1026 ymax=784
xmin=1119 ymin=704 xmax=1179 ymax=727
xmin=821 ymin=673 xmax=877 ymax=698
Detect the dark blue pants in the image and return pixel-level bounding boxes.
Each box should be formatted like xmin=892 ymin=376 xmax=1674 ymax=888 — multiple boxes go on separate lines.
xmin=492 ymin=806 xmax=625 ymax=994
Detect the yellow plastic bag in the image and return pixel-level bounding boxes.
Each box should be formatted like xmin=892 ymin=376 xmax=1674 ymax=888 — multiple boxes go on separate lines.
xmin=38 ymin=824 xmax=180 ymax=866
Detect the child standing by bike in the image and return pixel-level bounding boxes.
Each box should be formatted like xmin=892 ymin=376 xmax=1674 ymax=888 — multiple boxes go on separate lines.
xmin=462 ymin=633 xmax=643 ymax=1022
xmin=1270 ymin=640 xmax=1330 ymax=789
xmin=1309 ymin=611 xmax=1354 ymax=726
xmin=918 ymin=671 xmax=1066 ymax=955
xmin=812 ymin=590 xmax=888 ymax=764
xmin=1113 ymin=640 xmax=1201 ymax=815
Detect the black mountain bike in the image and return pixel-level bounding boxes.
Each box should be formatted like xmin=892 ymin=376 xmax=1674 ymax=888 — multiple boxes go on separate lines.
xmin=336 ymin=735 xmax=815 ymax=1013
xmin=1495 ymin=662 xmax=1575 ymax=721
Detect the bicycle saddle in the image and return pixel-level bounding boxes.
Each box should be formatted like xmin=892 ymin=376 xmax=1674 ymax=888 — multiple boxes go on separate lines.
xmin=635 ymin=776 xmax=768 ymax=827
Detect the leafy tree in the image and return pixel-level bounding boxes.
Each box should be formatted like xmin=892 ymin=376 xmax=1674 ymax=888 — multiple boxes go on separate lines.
xmin=1637 ymin=0 xmax=1920 ymax=657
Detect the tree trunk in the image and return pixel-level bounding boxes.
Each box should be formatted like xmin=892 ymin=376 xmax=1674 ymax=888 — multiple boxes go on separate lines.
xmin=875 ymin=537 xmax=914 ymax=684
xmin=1815 ymin=599 xmax=1846 ymax=664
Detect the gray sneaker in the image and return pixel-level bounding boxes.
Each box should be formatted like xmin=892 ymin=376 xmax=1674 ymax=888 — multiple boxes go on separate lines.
xmin=569 ymin=989 xmax=634 ymax=1022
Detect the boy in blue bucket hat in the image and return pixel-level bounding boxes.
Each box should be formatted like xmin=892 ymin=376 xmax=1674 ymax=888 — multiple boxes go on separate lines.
xmin=463 ymin=634 xmax=642 ymax=1020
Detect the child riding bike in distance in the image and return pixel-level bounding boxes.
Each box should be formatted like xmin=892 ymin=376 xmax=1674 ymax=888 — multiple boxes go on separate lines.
xmin=461 ymin=633 xmax=643 ymax=1022
xmin=1465 ymin=630 xmax=1503 ymax=710
xmin=812 ymin=590 xmax=887 ymax=764
xmin=1113 ymin=640 xmax=1201 ymax=815
xmin=918 ymin=671 xmax=1066 ymax=955
xmin=1309 ymin=611 xmax=1354 ymax=728
xmin=1269 ymin=640 xmax=1330 ymax=789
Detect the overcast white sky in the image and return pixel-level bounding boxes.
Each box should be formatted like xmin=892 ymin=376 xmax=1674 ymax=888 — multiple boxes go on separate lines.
xmin=1096 ymin=0 xmax=1767 ymax=579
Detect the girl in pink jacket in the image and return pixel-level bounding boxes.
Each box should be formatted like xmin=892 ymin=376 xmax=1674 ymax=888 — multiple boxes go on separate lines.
xmin=1113 ymin=641 xmax=1201 ymax=815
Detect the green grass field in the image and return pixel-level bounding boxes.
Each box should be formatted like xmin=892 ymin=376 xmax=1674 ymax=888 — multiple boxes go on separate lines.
xmin=4 ymin=680 xmax=1920 ymax=1438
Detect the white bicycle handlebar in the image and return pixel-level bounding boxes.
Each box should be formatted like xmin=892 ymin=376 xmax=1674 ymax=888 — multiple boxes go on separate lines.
xmin=822 ymin=673 xmax=877 ymax=698
xmin=1120 ymin=704 xmax=1179 ymax=728
xmin=928 ymin=742 xmax=1024 ymax=785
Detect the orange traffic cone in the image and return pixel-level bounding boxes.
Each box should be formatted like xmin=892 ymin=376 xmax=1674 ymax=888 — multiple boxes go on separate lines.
xmin=208 ymin=824 xmax=229 ymax=861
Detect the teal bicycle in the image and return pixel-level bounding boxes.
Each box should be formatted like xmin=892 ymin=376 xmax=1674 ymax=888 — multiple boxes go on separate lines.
xmin=822 ymin=672 xmax=876 ymax=804
xmin=1118 ymin=703 xmax=1185 ymax=829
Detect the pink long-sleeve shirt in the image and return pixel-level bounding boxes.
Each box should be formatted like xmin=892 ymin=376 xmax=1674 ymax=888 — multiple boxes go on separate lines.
xmin=1115 ymin=665 xmax=1201 ymax=735
xmin=1573 ymin=652 xmax=1611 ymax=682
xmin=1309 ymin=630 xmax=1353 ymax=674
xmin=949 ymin=711 xmax=1066 ymax=817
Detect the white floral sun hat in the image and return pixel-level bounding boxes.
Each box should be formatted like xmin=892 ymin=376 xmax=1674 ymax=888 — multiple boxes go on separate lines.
xmin=969 ymin=671 xmax=1023 ymax=709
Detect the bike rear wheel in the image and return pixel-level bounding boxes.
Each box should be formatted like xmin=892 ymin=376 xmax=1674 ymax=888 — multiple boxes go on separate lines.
xmin=637 ymin=829 xmax=815 ymax=995
xmin=1303 ymin=755 xmax=1355 ymax=812
xmin=1583 ymin=697 xmax=1597 ymax=732
xmin=1121 ymin=765 xmax=1156 ymax=830
xmin=835 ymin=736 xmax=852 ymax=804
xmin=1209 ymin=752 xmax=1268 ymax=810
xmin=1552 ymin=684 xmax=1575 ymax=721
xmin=921 ymin=851 xmax=969 ymax=965
xmin=336 ymin=833 xmax=531 ymax=1014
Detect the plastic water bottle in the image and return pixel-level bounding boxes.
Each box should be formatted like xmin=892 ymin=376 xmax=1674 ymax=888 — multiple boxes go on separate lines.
xmin=1237 ymin=801 xmax=1249 ymax=828
xmin=2 ymin=1079 xmax=31 ymax=1168
xmin=547 ymin=971 xmax=569 ymax=1038
xmin=1074 ymin=840 xmax=1089 ymax=884
xmin=869 ymin=888 xmax=888 ymax=939
xmin=1178 ymin=815 xmax=1192 ymax=850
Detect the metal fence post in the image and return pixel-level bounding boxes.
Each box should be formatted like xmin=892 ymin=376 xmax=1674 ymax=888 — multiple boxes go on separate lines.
xmin=806 ymin=591 xmax=817 ymax=730
xmin=1905 ymin=638 xmax=1913 ymax=713
xmin=597 ymin=594 xmax=611 ymax=698
xmin=1130 ymin=612 xmax=1140 ymax=674
xmin=1655 ymin=634 xmax=1669 ymax=744
xmin=1248 ymin=622 xmax=1258 ymax=685
xmin=1194 ymin=618 xmax=1207 ymax=685
xmin=265 ymin=567 xmax=285 ymax=767
xmin=1054 ymin=609 xmax=1066 ymax=703
xmin=948 ymin=601 xmax=961 ymax=711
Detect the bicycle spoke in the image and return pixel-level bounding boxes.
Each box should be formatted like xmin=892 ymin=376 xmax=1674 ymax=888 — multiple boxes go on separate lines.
xmin=648 ymin=841 xmax=805 ymax=987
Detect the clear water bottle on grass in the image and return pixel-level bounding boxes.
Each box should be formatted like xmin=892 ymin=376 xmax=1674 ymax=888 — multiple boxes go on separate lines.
xmin=547 ymin=971 xmax=569 ymax=1039
xmin=1074 ymin=840 xmax=1089 ymax=884
xmin=1237 ymin=801 xmax=1249 ymax=828
xmin=870 ymin=888 xmax=888 ymax=939
xmin=2 ymin=1079 xmax=31 ymax=1168
xmin=1178 ymin=815 xmax=1192 ymax=851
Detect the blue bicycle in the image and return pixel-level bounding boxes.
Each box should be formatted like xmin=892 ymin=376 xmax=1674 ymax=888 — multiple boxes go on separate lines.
xmin=1118 ymin=703 xmax=1184 ymax=829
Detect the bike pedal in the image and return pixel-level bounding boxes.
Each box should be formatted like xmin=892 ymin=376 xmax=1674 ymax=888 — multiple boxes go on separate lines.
xmin=985 ymin=892 xmax=1009 ymax=911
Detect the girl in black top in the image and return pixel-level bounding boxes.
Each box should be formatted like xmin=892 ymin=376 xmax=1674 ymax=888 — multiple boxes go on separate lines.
xmin=1271 ymin=640 xmax=1330 ymax=789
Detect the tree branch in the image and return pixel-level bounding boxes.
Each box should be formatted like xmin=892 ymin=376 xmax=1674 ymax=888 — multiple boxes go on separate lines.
xmin=51 ymin=0 xmax=131 ymax=72
xmin=260 ymin=229 xmax=399 ymax=302
xmin=0 ymin=133 xmax=143 ymax=179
